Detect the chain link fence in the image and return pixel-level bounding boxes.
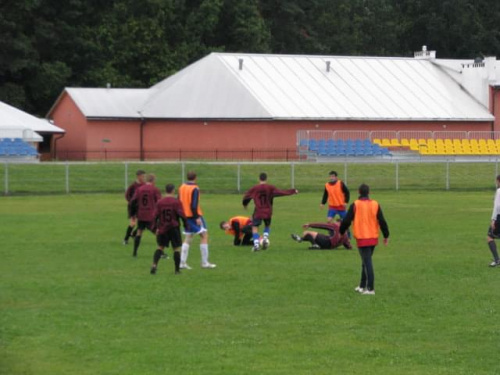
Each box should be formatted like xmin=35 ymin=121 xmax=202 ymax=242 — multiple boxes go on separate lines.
xmin=1 ymin=160 xmax=499 ymax=195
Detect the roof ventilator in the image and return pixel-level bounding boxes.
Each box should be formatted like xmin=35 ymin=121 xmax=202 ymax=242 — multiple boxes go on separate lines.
xmin=239 ymin=58 xmax=244 ymax=71
xmin=326 ymin=61 xmax=331 ymax=72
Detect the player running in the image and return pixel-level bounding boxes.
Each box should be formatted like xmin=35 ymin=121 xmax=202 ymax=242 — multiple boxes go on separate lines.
xmin=123 ymin=169 xmax=145 ymax=244
xmin=242 ymin=172 xmax=298 ymax=251
xmin=178 ymin=171 xmax=216 ymax=269
xmin=291 ymin=221 xmax=352 ymax=250
xmin=320 ymin=170 xmax=350 ymax=223
xmin=219 ymin=216 xmax=253 ymax=246
xmin=150 ymin=184 xmax=187 ymax=275
xmin=130 ymin=173 xmax=162 ymax=257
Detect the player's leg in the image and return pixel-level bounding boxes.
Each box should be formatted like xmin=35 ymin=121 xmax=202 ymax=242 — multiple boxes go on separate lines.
xmin=326 ymin=208 xmax=335 ymax=224
xmin=124 ymin=214 xmax=136 ymax=244
xmin=251 ymin=217 xmax=262 ymax=251
xmin=487 ymin=226 xmax=500 ymax=266
xmin=133 ymin=222 xmax=145 ymax=257
xmin=180 ymin=233 xmax=193 ymax=269
xmin=200 ymin=230 xmax=216 ymax=269
xmin=359 ymin=246 xmax=375 ymax=294
xmin=261 ymin=219 xmax=271 ymax=249
xmin=291 ymin=230 xmax=316 ymax=244
xmin=170 ymin=228 xmax=182 ymax=274
xmin=150 ymin=238 xmax=165 ymax=275
xmin=241 ymin=225 xmax=253 ymax=245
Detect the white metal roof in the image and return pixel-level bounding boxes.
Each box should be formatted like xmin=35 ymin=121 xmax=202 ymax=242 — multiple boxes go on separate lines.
xmin=64 ymin=88 xmax=150 ymax=118
xmin=55 ymin=52 xmax=496 ymax=122
xmin=0 ymin=100 xmax=64 ymax=141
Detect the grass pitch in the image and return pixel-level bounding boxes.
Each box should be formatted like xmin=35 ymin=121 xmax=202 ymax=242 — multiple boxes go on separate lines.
xmin=1 ymin=191 xmax=499 ymax=374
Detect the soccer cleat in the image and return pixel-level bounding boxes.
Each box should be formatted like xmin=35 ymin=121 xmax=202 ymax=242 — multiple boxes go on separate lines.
xmin=160 ymin=252 xmax=169 ymax=259
xmin=291 ymin=234 xmax=302 ymax=243
xmin=308 ymin=244 xmax=321 ymax=250
xmin=201 ymin=262 xmax=217 ymax=269
xmin=362 ymin=290 xmax=375 ymax=295
xmin=175 ymin=270 xmax=181 ymax=275
xmin=252 ymin=243 xmax=261 ymax=252
xmin=180 ymin=263 xmax=192 ymax=270
xmin=123 ymin=240 xmax=128 ymax=245
xmin=150 ymin=267 xmax=157 ymax=275
xmin=489 ymin=260 xmax=500 ymax=267
xmin=261 ymin=237 xmax=270 ymax=250
xmin=354 ymin=286 xmax=365 ymax=293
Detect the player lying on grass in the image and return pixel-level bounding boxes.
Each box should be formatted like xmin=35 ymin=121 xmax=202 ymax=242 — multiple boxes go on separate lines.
xmin=130 ymin=173 xmax=162 ymax=257
xmin=123 ymin=169 xmax=145 ymax=245
xmin=291 ymin=221 xmax=352 ymax=250
xmin=219 ymin=216 xmax=253 ymax=246
xmin=150 ymin=184 xmax=187 ymax=275
xmin=242 ymin=172 xmax=298 ymax=252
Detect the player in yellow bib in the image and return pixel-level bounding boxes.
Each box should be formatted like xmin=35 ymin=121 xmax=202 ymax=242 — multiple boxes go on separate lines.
xmin=320 ymin=170 xmax=350 ymax=223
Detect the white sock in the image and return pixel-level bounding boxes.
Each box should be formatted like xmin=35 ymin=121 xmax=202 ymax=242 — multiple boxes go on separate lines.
xmin=200 ymin=244 xmax=209 ymax=264
xmin=181 ymin=243 xmax=190 ymax=264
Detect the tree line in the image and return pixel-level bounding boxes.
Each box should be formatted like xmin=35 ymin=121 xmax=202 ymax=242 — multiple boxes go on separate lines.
xmin=1 ymin=0 xmax=499 ymax=116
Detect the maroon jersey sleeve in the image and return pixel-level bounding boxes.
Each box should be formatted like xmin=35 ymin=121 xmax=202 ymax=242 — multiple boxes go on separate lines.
xmin=125 ymin=182 xmax=139 ymax=202
xmin=272 ymin=187 xmax=298 ymax=197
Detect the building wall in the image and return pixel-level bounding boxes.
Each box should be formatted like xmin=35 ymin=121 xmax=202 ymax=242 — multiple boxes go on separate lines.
xmin=87 ymin=120 xmax=141 ymax=160
xmin=492 ymin=87 xmax=500 ymax=132
xmin=50 ymin=93 xmax=88 ymax=160
xmin=143 ymin=119 xmax=492 ymax=151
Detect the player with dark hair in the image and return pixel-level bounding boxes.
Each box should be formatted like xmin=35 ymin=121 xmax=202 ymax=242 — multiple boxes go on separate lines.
xmin=487 ymin=175 xmax=500 ymax=267
xmin=291 ymin=221 xmax=352 ymax=250
xmin=340 ymin=183 xmax=389 ymax=295
xmin=320 ymin=170 xmax=350 ymax=223
xmin=123 ymin=169 xmax=146 ymax=244
xmin=243 ymin=172 xmax=298 ymax=251
xmin=130 ymin=173 xmax=162 ymax=257
xmin=178 ymin=171 xmax=216 ymax=269
xmin=150 ymin=184 xmax=187 ymax=275
xmin=220 ymin=216 xmax=253 ymax=246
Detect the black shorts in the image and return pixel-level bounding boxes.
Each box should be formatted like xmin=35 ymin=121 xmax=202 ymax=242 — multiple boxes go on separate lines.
xmin=488 ymin=225 xmax=500 ymax=239
xmin=138 ymin=221 xmax=153 ymax=231
xmin=157 ymin=227 xmax=182 ymax=249
xmin=314 ymin=234 xmax=333 ymax=249
xmin=252 ymin=217 xmax=271 ymax=227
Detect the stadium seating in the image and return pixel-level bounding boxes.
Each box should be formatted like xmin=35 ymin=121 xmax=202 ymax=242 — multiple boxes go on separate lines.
xmin=397 ymin=138 xmax=500 ymax=155
xmin=305 ymin=139 xmax=391 ymax=157
xmin=0 ymin=138 xmax=38 ymax=158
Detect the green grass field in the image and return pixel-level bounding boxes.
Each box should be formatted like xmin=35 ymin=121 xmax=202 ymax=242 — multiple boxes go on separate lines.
xmin=1 ymin=190 xmax=500 ymax=374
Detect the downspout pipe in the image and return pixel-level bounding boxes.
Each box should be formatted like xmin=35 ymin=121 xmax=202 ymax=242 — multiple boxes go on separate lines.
xmin=53 ymin=132 xmax=65 ymax=160
xmin=138 ymin=112 xmax=146 ymax=161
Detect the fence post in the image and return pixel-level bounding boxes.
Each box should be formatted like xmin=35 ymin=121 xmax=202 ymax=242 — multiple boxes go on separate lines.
xmin=344 ymin=161 xmax=348 ymax=185
xmin=496 ymin=158 xmax=498 ymax=178
xmin=395 ymin=160 xmax=399 ymax=191
xmin=446 ymin=161 xmax=450 ymax=190
xmin=181 ymin=162 xmax=185 ymax=183
xmin=124 ymin=162 xmax=128 ymax=191
xmin=4 ymin=162 xmax=8 ymax=195
xmin=237 ymin=163 xmax=241 ymax=192
xmin=65 ymin=161 xmax=70 ymax=194
xmin=291 ymin=162 xmax=295 ymax=188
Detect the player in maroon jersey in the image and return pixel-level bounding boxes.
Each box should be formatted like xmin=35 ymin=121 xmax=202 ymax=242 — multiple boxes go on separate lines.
xmin=242 ymin=172 xmax=298 ymax=251
xmin=150 ymin=184 xmax=187 ymax=275
xmin=130 ymin=173 xmax=162 ymax=257
xmin=123 ymin=169 xmax=145 ymax=244
xmin=290 ymin=221 xmax=352 ymax=250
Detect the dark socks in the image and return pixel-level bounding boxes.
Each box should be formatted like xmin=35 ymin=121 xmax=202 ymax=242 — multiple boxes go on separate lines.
xmin=131 ymin=228 xmax=137 ymax=238
xmin=153 ymin=249 xmax=162 ymax=265
xmin=303 ymin=234 xmax=314 ymax=244
xmin=124 ymin=225 xmax=133 ymax=241
xmin=133 ymin=236 xmax=141 ymax=256
xmin=174 ymin=251 xmax=181 ymax=273
xmin=489 ymin=241 xmax=499 ymax=261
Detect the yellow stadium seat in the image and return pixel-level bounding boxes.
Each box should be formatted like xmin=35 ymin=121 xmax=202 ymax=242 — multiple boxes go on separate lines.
xmin=487 ymin=139 xmax=495 ymax=146
xmin=418 ymin=138 xmax=426 ymax=145
xmin=390 ymin=138 xmax=401 ymax=146
xmin=401 ymin=139 xmax=410 ymax=146
xmin=381 ymin=138 xmax=391 ymax=147
xmin=373 ymin=139 xmax=381 ymax=145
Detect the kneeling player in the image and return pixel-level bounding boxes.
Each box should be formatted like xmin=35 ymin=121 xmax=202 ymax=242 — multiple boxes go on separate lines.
xmin=219 ymin=216 xmax=253 ymax=246
xmin=291 ymin=221 xmax=352 ymax=250
xmin=151 ymin=184 xmax=187 ymax=275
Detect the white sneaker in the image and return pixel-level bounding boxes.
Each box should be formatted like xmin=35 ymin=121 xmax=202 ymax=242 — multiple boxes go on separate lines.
xmin=489 ymin=260 xmax=500 ymax=267
xmin=180 ymin=263 xmax=192 ymax=270
xmin=362 ymin=290 xmax=375 ymax=295
xmin=354 ymin=286 xmax=365 ymax=293
xmin=261 ymin=237 xmax=270 ymax=250
xmin=201 ymin=263 xmax=216 ymax=269
xmin=252 ymin=243 xmax=261 ymax=252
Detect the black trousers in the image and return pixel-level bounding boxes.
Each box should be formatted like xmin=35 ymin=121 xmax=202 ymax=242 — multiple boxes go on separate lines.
xmin=358 ymin=246 xmax=376 ymax=291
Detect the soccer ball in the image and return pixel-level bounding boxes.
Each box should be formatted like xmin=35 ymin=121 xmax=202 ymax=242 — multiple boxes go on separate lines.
xmin=259 ymin=237 xmax=270 ymax=249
